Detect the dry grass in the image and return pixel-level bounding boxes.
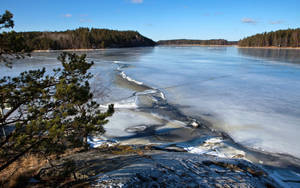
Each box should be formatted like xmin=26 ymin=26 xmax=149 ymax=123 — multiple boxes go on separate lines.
xmin=0 ymin=154 xmax=47 ymax=187
xmin=0 ymin=147 xmax=83 ymax=188
xmin=0 ymin=146 xmax=152 ymax=187
xmin=108 ymin=145 xmax=141 ymax=155
xmin=96 ymin=144 xmax=157 ymax=160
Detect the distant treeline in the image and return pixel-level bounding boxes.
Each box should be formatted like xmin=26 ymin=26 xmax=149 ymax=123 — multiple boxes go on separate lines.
xmin=0 ymin=28 xmax=156 ymax=51
xmin=238 ymin=28 xmax=300 ymax=47
xmin=157 ymin=39 xmax=237 ymax=46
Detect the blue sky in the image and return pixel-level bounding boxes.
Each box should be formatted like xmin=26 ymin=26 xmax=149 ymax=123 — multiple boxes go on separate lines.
xmin=1 ymin=0 xmax=300 ymax=41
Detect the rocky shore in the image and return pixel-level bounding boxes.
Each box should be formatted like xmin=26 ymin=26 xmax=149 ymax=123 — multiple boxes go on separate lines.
xmin=30 ymin=146 xmax=280 ymax=188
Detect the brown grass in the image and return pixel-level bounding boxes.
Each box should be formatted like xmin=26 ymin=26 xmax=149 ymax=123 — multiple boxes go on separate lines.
xmin=96 ymin=144 xmax=156 ymax=156
xmin=0 ymin=147 xmax=83 ymax=188
xmin=0 ymin=154 xmax=47 ymax=187
xmin=0 ymin=146 xmax=153 ymax=187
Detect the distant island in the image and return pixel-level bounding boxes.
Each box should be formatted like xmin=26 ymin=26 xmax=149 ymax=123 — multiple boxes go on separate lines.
xmin=238 ymin=28 xmax=300 ymax=48
xmin=157 ymin=39 xmax=237 ymax=46
xmin=0 ymin=28 xmax=156 ymax=51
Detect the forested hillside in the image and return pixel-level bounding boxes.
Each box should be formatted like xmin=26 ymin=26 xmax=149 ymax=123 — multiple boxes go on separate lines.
xmin=157 ymin=39 xmax=237 ymax=45
xmin=0 ymin=28 xmax=156 ymax=51
xmin=238 ymin=28 xmax=300 ymax=47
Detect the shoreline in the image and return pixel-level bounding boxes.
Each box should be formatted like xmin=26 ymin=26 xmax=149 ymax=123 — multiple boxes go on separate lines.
xmin=33 ymin=48 xmax=106 ymax=52
xmin=32 ymin=45 xmax=300 ymax=52
xmin=32 ymin=46 xmax=233 ymax=52
xmin=237 ymin=46 xmax=300 ymax=50
xmin=32 ymin=46 xmax=155 ymax=53
xmin=157 ymin=44 xmax=236 ymax=47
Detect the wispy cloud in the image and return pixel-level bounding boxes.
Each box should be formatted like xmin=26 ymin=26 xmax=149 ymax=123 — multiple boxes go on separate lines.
xmin=63 ymin=13 xmax=72 ymax=18
xmin=145 ymin=23 xmax=153 ymax=27
xmin=241 ymin=18 xmax=257 ymax=24
xmin=80 ymin=14 xmax=88 ymax=17
xmin=80 ymin=19 xmax=92 ymax=23
xmin=270 ymin=20 xmax=283 ymax=25
xmin=131 ymin=0 xmax=143 ymax=4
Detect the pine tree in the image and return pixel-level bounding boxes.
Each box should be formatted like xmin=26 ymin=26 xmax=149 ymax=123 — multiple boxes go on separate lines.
xmin=238 ymin=28 xmax=300 ymax=47
xmin=0 ymin=11 xmax=114 ymax=172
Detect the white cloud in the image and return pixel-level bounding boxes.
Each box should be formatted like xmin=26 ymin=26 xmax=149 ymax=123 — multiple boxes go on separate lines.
xmin=64 ymin=14 xmax=72 ymax=18
xmin=241 ymin=18 xmax=257 ymax=24
xmin=131 ymin=0 xmax=143 ymax=4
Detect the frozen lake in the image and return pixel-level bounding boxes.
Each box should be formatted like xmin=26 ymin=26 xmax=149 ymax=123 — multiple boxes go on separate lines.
xmin=2 ymin=46 xmax=300 ymax=159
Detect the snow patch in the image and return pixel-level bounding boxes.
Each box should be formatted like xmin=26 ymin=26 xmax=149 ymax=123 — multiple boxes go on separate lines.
xmin=180 ymin=137 xmax=246 ymax=159
xmin=120 ymin=71 xmax=143 ymax=85
xmin=87 ymin=136 xmax=118 ymax=148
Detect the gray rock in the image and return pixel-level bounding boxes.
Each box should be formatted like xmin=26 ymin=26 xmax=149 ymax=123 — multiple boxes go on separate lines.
xmin=36 ymin=149 xmax=280 ymax=187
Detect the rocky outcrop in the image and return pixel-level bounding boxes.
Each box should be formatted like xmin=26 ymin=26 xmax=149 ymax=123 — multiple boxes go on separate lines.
xmin=32 ymin=148 xmax=279 ymax=187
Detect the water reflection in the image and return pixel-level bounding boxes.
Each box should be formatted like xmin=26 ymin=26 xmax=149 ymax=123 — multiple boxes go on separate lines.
xmin=238 ymin=48 xmax=300 ymax=64
xmin=31 ymin=47 xmax=155 ymax=63
xmin=0 ymin=47 xmax=155 ymax=76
